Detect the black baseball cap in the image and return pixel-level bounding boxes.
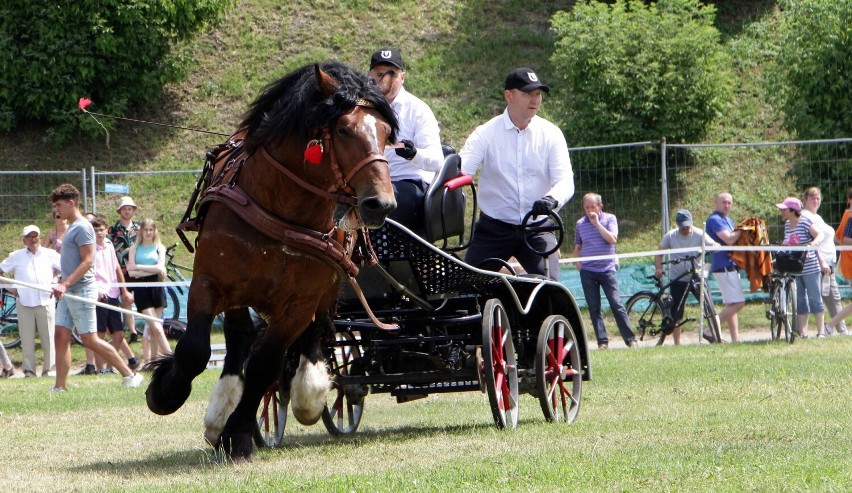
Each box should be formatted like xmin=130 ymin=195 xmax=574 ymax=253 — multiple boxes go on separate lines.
xmin=370 ymin=48 xmax=404 ymax=70
xmin=504 ymin=67 xmax=549 ymax=93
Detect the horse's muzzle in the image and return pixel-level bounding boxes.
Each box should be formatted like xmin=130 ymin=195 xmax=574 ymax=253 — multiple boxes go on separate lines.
xmin=358 ymin=195 xmax=397 ymax=228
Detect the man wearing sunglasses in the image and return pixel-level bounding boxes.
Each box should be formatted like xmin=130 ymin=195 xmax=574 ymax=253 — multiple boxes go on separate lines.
xmin=368 ymin=48 xmax=444 ymax=234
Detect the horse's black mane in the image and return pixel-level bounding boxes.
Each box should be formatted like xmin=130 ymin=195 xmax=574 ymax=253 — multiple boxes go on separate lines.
xmin=241 ymin=60 xmax=399 ymax=152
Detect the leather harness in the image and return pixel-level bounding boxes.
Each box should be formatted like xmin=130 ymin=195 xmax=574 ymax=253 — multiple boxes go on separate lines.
xmin=176 ymin=111 xmax=398 ymax=331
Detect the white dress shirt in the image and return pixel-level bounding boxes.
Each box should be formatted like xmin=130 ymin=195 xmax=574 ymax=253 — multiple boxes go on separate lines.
xmin=0 ymin=247 xmax=61 ymax=307
xmin=385 ymin=86 xmax=443 ymax=183
xmin=460 ymin=109 xmax=574 ymax=224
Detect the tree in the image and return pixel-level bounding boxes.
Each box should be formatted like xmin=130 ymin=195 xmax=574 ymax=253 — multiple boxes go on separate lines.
xmin=0 ymin=0 xmax=232 ymax=141
xmin=549 ymin=0 xmax=732 ymax=148
xmin=771 ymin=0 xmax=852 ymax=140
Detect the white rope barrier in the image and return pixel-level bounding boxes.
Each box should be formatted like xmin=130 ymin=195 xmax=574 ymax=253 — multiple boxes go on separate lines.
xmin=0 ymin=275 xmax=162 ymax=323
xmin=557 ymin=243 xmax=831 ymax=265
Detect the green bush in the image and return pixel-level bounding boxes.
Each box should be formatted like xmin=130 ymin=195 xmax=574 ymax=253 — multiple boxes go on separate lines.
xmin=549 ymin=0 xmax=733 ymax=148
xmin=771 ymin=0 xmax=852 ymax=140
xmin=0 ymin=0 xmax=232 ymax=141
xmin=769 ymin=1 xmax=852 ymax=203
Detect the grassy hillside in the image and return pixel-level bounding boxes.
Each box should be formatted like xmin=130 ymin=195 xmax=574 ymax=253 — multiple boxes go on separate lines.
xmin=0 ymin=0 xmax=792 ymax=260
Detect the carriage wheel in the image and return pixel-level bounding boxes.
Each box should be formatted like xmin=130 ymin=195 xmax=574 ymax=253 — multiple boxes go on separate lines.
xmin=535 ymin=315 xmax=582 ymax=423
xmin=481 ymin=298 xmax=519 ymax=430
xmin=322 ymin=330 xmax=365 ymax=437
xmin=256 ymin=383 xmax=289 ymax=448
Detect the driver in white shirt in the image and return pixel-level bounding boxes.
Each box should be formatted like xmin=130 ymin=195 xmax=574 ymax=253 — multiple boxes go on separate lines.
xmin=460 ymin=67 xmax=574 ymax=279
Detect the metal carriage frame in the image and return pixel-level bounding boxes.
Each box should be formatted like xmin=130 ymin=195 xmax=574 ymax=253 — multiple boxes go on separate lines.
xmin=320 ymin=219 xmax=591 ymax=434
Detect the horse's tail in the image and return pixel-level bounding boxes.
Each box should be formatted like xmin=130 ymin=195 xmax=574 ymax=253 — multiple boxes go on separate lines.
xmin=145 ymin=354 xmax=193 ymax=415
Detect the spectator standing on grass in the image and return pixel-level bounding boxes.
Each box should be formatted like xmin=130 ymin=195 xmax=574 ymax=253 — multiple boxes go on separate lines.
xmin=460 ymin=67 xmax=574 ymax=280
xmin=126 ymin=218 xmax=171 ymax=362
xmin=42 ymin=212 xmax=67 ymax=253
xmin=90 ymin=217 xmax=139 ymax=373
xmin=573 ymin=193 xmax=638 ymax=349
xmin=654 ymin=210 xmax=720 ymax=346
xmin=50 ymin=184 xmax=143 ymax=392
xmin=109 ymin=196 xmax=140 ymax=342
xmin=367 ymin=48 xmax=444 ymax=234
xmin=0 ymin=225 xmax=61 ymax=377
xmin=705 ymin=192 xmax=743 ymax=342
xmin=802 ymin=187 xmax=847 ymax=335
xmin=776 ymin=196 xmax=828 ymax=338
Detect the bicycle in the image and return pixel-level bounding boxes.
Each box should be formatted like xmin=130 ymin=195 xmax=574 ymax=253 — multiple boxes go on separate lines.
xmin=1 ymin=288 xmax=19 ymax=349
xmin=625 ymin=254 xmax=722 ymax=345
xmin=164 ymin=244 xmax=192 ymax=321
xmin=765 ymin=265 xmax=797 ymax=343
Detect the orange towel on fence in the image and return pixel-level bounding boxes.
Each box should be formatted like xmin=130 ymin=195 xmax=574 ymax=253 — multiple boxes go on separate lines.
xmin=732 ymin=217 xmax=773 ymax=291
xmin=836 ymin=210 xmax=852 ymax=279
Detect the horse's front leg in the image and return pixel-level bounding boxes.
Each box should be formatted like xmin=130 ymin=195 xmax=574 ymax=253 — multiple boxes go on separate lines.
xmin=204 ymin=307 xmax=259 ymax=446
xmin=217 ymin=330 xmax=286 ymax=461
xmin=146 ymin=278 xmax=215 ymax=415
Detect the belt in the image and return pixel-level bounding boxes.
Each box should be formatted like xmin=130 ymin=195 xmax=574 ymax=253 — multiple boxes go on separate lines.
xmin=712 ymin=265 xmax=738 ymax=273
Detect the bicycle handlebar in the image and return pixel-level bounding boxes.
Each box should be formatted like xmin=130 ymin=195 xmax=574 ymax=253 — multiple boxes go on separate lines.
xmin=660 ymin=254 xmax=702 ymax=266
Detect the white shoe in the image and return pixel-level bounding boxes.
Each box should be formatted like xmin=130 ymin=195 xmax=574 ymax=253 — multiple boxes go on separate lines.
xmin=122 ymin=372 xmax=144 ymax=388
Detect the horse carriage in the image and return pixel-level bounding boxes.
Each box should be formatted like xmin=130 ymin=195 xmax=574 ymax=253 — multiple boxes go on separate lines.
xmin=144 ymin=60 xmax=590 ymax=461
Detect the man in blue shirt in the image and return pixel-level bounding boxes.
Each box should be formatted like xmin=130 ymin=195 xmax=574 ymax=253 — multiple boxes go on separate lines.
xmin=573 ymin=193 xmax=637 ymax=349
xmin=705 ymin=192 xmax=744 ymax=342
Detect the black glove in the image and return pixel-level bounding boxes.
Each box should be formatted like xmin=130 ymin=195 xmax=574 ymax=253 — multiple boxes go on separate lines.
xmin=394 ymin=139 xmax=417 ymax=160
xmin=531 ymin=195 xmax=558 ymax=216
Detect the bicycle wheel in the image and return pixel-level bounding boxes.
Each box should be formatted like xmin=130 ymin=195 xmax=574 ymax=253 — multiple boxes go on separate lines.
xmin=768 ymin=281 xmax=782 ymax=341
xmin=0 ymin=290 xmax=21 ymax=349
xmin=625 ymin=292 xmax=664 ymax=342
xmin=700 ymin=285 xmax=722 ymax=344
xmin=784 ymin=279 xmax=796 ymax=343
xmin=166 ymin=285 xmax=181 ymax=321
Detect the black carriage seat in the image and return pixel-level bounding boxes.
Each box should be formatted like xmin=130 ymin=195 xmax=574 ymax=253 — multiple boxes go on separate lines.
xmin=423 ymin=149 xmax=474 ymax=249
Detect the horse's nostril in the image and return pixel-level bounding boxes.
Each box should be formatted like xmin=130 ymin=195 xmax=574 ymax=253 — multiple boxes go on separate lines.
xmin=361 ymin=197 xmax=395 ymax=214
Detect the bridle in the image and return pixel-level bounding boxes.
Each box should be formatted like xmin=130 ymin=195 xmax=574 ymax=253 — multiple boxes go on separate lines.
xmin=259 ymin=99 xmax=388 ymax=207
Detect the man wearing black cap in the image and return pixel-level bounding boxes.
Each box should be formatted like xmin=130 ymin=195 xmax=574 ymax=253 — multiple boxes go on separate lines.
xmin=653 ymin=209 xmax=720 ymax=345
xmin=368 ymin=48 xmax=443 ymax=233
xmin=459 ymin=67 xmax=574 ymax=279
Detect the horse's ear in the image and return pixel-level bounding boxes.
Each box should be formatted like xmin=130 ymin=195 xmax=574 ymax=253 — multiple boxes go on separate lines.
xmin=314 ymin=64 xmax=339 ymax=97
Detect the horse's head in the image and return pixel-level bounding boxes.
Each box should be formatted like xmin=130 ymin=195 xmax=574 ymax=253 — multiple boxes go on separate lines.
xmin=241 ymin=61 xmax=399 ymax=230
xmin=312 ymin=65 xmax=397 ymax=229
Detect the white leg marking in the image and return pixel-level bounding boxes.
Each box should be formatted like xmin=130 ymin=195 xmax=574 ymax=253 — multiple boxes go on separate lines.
xmin=203 ymin=374 xmax=243 ymax=445
xmin=290 ymin=355 xmax=330 ymax=426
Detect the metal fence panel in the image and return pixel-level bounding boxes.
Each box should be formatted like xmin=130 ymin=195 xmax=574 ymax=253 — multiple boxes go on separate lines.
xmin=0 ymin=170 xmax=87 ymax=224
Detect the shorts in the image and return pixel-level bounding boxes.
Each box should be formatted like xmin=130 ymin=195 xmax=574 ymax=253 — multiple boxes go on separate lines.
xmin=55 ymin=285 xmax=98 ymax=334
xmin=130 ymin=274 xmax=166 ymax=311
xmin=712 ymin=270 xmax=745 ymax=304
xmin=96 ymin=296 xmax=124 ymax=333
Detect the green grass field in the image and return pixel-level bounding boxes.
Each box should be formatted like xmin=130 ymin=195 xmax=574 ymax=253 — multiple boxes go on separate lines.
xmin=1 ymin=333 xmax=849 ymax=492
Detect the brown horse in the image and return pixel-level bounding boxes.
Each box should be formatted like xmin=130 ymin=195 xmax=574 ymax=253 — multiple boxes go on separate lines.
xmin=145 ymin=61 xmax=398 ymax=460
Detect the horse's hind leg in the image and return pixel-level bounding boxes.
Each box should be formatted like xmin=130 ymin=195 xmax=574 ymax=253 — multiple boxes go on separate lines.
xmin=290 ymin=314 xmax=332 ymax=426
xmin=146 ymin=282 xmax=215 ymax=415
xmin=204 ymin=307 xmax=258 ymax=446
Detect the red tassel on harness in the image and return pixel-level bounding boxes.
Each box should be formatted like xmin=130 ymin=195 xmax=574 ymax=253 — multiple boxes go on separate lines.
xmin=304 ymin=140 xmax=323 ymax=165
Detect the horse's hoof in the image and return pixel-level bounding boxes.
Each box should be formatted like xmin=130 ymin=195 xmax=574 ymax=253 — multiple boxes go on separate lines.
xmin=217 ymin=430 xmax=255 ymax=462
xmin=145 ymin=378 xmax=192 ymax=415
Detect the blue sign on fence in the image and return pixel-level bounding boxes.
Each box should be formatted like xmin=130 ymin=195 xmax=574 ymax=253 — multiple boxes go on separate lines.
xmin=104 ymin=183 xmax=130 ymax=194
